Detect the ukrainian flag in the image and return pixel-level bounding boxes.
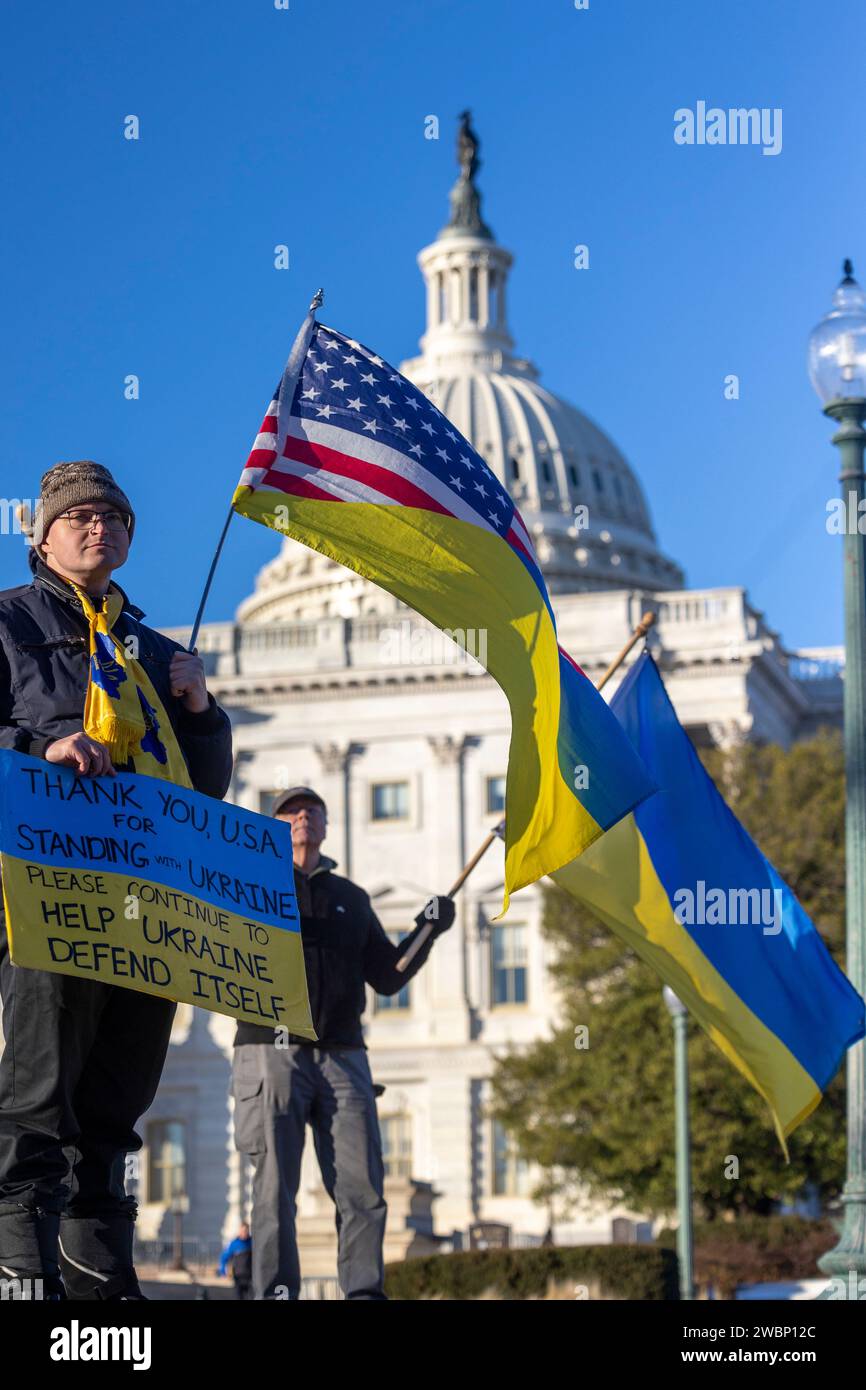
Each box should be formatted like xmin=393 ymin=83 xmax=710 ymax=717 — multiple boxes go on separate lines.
xmin=553 ymin=650 xmax=865 ymax=1144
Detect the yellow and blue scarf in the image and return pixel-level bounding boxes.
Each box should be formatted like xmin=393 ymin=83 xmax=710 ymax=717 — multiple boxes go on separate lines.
xmin=73 ymin=585 xmax=193 ymax=788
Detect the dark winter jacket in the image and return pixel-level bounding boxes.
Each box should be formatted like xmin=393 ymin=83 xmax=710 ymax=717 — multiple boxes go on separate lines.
xmin=234 ymin=855 xmax=446 ymax=1049
xmin=0 ymin=556 xmax=233 ymax=798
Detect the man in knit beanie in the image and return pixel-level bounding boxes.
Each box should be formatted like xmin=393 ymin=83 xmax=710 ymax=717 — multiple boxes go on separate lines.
xmin=0 ymin=461 xmax=234 ymax=1299
xmin=30 ymin=460 xmax=137 ymax=556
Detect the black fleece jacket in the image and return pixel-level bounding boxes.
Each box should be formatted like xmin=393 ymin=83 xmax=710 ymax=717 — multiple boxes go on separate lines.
xmin=234 ymin=855 xmax=442 ymax=1049
xmin=0 ymin=556 xmax=233 ymax=798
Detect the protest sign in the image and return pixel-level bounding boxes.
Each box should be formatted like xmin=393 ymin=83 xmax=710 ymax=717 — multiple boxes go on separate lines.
xmin=0 ymin=749 xmax=315 ymax=1035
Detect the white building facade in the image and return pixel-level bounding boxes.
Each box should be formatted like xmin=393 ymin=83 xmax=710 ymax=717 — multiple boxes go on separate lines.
xmin=81 ymin=123 xmax=851 ymax=1257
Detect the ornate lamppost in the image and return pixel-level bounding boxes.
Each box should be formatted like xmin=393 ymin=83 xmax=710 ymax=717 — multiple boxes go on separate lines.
xmin=808 ymin=260 xmax=866 ymax=1285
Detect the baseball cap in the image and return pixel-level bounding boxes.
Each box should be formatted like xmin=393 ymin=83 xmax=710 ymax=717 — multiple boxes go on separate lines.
xmin=272 ymin=786 xmax=327 ymax=818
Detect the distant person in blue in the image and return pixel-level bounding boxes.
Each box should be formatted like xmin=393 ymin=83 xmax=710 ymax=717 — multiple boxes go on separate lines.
xmin=218 ymin=1223 xmax=253 ymax=1300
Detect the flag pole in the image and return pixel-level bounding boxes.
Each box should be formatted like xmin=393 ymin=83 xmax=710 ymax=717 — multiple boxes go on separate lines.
xmin=394 ymin=823 xmax=505 ymax=974
xmin=596 ymin=609 xmax=656 ymax=691
xmin=187 ymin=288 xmax=325 ymax=652
xmin=395 ymin=610 xmax=658 ymax=971
xmin=188 ymin=504 xmax=235 ymax=652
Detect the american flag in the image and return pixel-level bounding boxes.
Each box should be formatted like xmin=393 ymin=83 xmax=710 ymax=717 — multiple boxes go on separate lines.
xmin=241 ymin=322 xmax=541 ymax=583
xmin=234 ymin=316 xmax=657 ymax=904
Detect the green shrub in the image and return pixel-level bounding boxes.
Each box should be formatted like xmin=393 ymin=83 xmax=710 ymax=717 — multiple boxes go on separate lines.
xmin=384 ymin=1244 xmax=679 ymax=1301
xmin=656 ymin=1215 xmax=836 ymax=1298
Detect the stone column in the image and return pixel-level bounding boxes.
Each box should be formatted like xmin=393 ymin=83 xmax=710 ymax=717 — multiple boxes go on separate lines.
xmin=426 ymin=265 xmax=438 ymax=330
xmin=450 ymin=265 xmax=461 ymax=326
xmin=478 ymin=258 xmax=490 ymax=330
xmin=314 ymin=742 xmax=363 ymax=877
xmin=227 ymin=748 xmax=256 ymax=812
xmin=427 ymin=735 xmax=468 ymax=876
xmin=425 ymin=736 xmax=472 ymax=1045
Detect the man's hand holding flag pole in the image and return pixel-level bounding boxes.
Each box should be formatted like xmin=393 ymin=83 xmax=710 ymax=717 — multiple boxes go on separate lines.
xmin=396 ymin=610 xmax=659 ymax=972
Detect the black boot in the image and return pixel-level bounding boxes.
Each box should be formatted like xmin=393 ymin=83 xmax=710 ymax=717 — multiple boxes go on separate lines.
xmin=59 ymin=1205 xmax=145 ymax=1300
xmin=0 ymin=1202 xmax=66 ymax=1299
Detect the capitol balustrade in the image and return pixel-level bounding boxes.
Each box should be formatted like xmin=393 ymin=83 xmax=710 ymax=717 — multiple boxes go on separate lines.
xmin=642 ymin=587 xmax=778 ymax=655
xmin=553 ymin=586 xmax=787 ymax=670
xmin=161 ymin=590 xmax=842 ymax=726
xmin=161 ymin=613 xmax=488 ymax=679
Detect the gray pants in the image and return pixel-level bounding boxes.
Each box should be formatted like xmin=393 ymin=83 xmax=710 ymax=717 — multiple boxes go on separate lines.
xmin=231 ymin=1044 xmax=387 ymax=1300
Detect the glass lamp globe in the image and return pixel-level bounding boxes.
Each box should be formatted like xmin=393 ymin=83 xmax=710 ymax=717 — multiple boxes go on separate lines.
xmin=663 ymin=985 xmax=686 ymax=1018
xmin=808 ymin=260 xmax=866 ymax=404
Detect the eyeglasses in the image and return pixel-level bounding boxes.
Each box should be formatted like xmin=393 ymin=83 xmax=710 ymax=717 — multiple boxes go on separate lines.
xmin=59 ymin=509 xmax=131 ymax=533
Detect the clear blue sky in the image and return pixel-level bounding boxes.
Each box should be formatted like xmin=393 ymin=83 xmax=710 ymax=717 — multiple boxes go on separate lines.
xmin=1 ymin=0 xmax=862 ymax=647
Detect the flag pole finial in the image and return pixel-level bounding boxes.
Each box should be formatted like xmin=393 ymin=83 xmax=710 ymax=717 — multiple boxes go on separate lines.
xmin=310 ymin=287 xmax=324 ymax=311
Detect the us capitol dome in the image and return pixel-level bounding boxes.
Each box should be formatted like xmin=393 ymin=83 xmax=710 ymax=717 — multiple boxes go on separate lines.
xmin=238 ymin=114 xmax=684 ymax=625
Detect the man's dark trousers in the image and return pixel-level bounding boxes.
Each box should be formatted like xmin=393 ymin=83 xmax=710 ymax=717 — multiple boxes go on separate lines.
xmin=232 ymin=1043 xmax=388 ymax=1300
xmin=0 ymin=913 xmax=175 ymax=1292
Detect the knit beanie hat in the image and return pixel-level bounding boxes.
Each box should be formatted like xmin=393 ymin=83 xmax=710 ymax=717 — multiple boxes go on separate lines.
xmin=21 ymin=461 xmax=135 ymax=553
